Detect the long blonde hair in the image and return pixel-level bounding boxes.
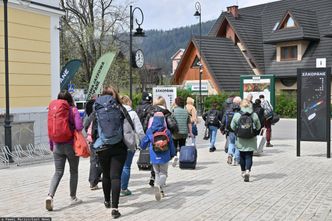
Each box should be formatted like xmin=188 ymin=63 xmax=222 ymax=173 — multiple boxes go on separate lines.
xmin=153 ymin=96 xmax=167 ymax=109
xmin=120 ymin=95 xmax=132 ymax=107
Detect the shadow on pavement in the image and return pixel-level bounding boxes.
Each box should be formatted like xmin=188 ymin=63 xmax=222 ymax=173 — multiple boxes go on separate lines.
xmin=252 ymin=172 xmax=287 ymax=181
xmin=253 ymin=161 xmax=274 ymax=166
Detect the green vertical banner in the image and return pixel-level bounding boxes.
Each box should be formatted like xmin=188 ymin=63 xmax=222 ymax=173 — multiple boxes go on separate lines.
xmin=60 ymin=59 xmax=81 ymax=90
xmin=86 ymin=52 xmax=116 ymax=100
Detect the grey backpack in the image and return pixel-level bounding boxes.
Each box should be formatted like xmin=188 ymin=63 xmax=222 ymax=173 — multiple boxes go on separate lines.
xmin=122 ymin=110 xmax=136 ymax=151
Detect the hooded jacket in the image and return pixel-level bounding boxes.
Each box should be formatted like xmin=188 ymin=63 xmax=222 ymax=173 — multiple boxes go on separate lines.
xmin=140 ymin=114 xmax=176 ymax=164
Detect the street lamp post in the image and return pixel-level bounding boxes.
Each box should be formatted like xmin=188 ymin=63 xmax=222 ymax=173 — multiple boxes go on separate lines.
xmin=129 ymin=5 xmax=145 ymax=100
xmin=3 ymin=0 xmax=13 ymax=161
xmin=194 ymin=1 xmax=203 ymax=115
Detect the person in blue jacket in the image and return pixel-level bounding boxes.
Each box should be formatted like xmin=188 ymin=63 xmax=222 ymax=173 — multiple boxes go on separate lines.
xmin=140 ymin=112 xmax=176 ymax=201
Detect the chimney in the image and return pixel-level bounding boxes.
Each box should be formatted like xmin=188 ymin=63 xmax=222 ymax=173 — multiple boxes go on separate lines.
xmin=227 ymin=5 xmax=239 ymax=18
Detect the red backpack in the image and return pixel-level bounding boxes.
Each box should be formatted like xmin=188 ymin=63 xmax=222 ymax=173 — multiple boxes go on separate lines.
xmin=152 ymin=129 xmax=170 ymax=152
xmin=48 ymin=100 xmax=73 ymax=143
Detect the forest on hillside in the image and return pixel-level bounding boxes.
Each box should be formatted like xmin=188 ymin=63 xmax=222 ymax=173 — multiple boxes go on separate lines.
xmin=140 ymin=20 xmax=216 ymax=74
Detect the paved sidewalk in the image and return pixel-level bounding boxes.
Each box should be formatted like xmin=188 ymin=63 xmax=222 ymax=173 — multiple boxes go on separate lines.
xmin=1 ymin=128 xmax=332 ymax=220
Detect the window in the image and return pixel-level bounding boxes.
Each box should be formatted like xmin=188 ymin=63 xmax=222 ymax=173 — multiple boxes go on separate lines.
xmin=280 ymin=15 xmax=296 ymax=29
xmin=281 ymin=46 xmax=297 ymax=61
xmin=191 ymin=56 xmax=200 ymax=68
xmin=272 ymin=22 xmax=280 ymax=31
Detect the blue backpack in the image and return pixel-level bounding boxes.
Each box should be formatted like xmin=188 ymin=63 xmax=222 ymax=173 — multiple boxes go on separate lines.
xmin=94 ymin=95 xmax=124 ymax=146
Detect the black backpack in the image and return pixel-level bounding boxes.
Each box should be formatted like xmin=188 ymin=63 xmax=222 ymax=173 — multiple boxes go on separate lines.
xmin=207 ymin=110 xmax=219 ymax=126
xmin=224 ymin=111 xmax=235 ymax=132
xmin=236 ymin=112 xmax=256 ymax=139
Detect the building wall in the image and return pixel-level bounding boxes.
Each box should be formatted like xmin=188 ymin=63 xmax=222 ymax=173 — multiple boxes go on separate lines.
xmin=0 ymin=7 xmax=51 ymax=109
xmin=0 ymin=2 xmax=62 ymax=145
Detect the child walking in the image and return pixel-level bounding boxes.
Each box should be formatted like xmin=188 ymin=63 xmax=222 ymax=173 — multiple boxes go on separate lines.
xmin=140 ymin=112 xmax=176 ymax=201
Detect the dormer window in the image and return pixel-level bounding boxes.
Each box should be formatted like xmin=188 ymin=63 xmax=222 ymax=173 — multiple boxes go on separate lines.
xmin=279 ymin=14 xmax=296 ymax=29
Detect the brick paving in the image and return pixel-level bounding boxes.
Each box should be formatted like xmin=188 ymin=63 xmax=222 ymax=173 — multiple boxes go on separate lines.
xmin=1 ymin=123 xmax=332 ymax=220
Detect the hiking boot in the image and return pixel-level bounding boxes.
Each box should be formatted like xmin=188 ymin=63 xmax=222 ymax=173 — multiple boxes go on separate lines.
xmin=70 ymin=197 xmax=82 ymax=206
xmin=45 ymin=195 xmax=53 ymax=211
xmin=120 ymin=189 xmax=132 ymax=197
xmin=111 ymin=209 xmax=121 ymax=219
xmin=266 ymin=143 xmax=274 ymax=147
xmin=104 ymin=201 xmax=111 ymax=208
xmin=149 ymin=178 xmax=155 ymax=187
xmin=244 ymin=170 xmax=250 ymax=182
xmin=172 ymin=156 xmax=179 ymax=167
xmin=154 ymin=186 xmax=162 ymax=201
xmin=90 ymin=184 xmax=99 ymax=190
xmin=227 ymin=155 xmax=232 ymax=164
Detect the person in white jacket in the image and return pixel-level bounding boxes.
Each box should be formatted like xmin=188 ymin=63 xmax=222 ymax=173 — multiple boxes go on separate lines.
xmin=120 ymin=95 xmax=145 ymax=196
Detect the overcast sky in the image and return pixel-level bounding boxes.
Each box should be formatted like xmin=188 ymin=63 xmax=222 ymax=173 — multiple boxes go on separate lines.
xmin=134 ymin=0 xmax=279 ymax=30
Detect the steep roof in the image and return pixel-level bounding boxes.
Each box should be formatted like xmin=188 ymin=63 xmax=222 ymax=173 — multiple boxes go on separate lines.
xmin=264 ymin=9 xmax=320 ymax=44
xmin=192 ymin=36 xmax=254 ymax=91
xmin=208 ymin=0 xmax=332 ymax=77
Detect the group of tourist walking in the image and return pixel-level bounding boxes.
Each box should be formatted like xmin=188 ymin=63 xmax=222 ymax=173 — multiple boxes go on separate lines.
xmin=45 ymin=87 xmax=274 ymax=218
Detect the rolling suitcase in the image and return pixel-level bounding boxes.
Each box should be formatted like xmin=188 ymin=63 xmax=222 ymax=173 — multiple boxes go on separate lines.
xmin=179 ymin=146 xmax=197 ymax=169
xmin=137 ymin=149 xmax=152 ymax=170
xmin=254 ymin=128 xmax=266 ymax=156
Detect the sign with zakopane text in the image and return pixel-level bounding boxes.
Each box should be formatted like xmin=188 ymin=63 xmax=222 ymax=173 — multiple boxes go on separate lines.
xmin=297 ymin=68 xmax=331 ymax=158
xmin=86 ymin=52 xmax=116 ymax=100
xmin=152 ymin=87 xmax=177 ymax=110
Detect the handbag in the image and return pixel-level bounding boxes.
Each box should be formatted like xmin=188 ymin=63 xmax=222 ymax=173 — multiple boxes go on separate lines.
xmin=271 ymin=113 xmax=280 ymax=124
xmin=73 ymin=130 xmax=90 ymax=158
xmin=192 ymin=124 xmax=198 ymax=136
xmin=203 ymin=127 xmax=210 ymax=140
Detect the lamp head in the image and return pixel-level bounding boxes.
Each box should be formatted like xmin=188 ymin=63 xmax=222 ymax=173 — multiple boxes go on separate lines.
xmin=194 ymin=10 xmax=201 ymax=17
xmin=133 ymin=26 xmax=145 ymax=37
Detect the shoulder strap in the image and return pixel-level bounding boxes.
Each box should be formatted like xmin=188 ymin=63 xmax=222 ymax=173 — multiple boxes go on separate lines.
xmin=120 ymin=105 xmax=135 ymax=130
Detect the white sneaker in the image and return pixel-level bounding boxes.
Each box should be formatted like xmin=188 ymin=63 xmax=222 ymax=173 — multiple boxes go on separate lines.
xmin=154 ymin=186 xmax=162 ymax=201
xmin=241 ymin=171 xmax=245 ymax=178
xmin=172 ymin=157 xmax=178 ymax=167
xmin=70 ymin=197 xmax=83 ymax=205
xmin=45 ymin=196 xmax=53 ymax=211
xmin=244 ymin=170 xmax=250 ymax=182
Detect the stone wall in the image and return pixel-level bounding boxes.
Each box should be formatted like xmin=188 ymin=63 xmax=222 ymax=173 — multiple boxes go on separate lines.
xmin=0 ymin=112 xmax=48 ymax=149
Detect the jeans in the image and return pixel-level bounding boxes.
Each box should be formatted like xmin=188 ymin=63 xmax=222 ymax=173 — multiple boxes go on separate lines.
xmin=239 ymin=151 xmax=253 ymax=171
xmin=48 ymin=143 xmax=80 ymax=198
xmin=89 ymin=145 xmax=102 ymax=187
xmin=152 ymin=163 xmax=168 ymax=187
xmin=121 ymin=150 xmax=135 ymax=190
xmin=208 ymin=126 xmax=218 ymax=148
xmin=227 ymin=132 xmax=240 ymax=162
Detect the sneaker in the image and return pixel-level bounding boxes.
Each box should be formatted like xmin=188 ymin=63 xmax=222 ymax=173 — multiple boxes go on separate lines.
xmin=90 ymin=184 xmax=99 ymax=190
xmin=241 ymin=171 xmax=245 ymax=178
xmin=227 ymin=155 xmax=232 ymax=164
xmin=172 ymin=156 xmax=179 ymax=167
xmin=160 ymin=187 xmax=165 ymax=198
xmin=232 ymin=157 xmax=238 ymax=166
xmin=120 ymin=189 xmax=132 ymax=197
xmin=104 ymin=201 xmax=111 ymax=208
xmin=266 ymin=143 xmax=274 ymax=147
xmin=154 ymin=186 xmax=162 ymax=201
xmin=244 ymin=170 xmax=250 ymax=182
xmin=149 ymin=178 xmax=155 ymax=187
xmin=111 ymin=209 xmax=121 ymax=219
xmin=70 ymin=197 xmax=82 ymax=206
xmin=45 ymin=196 xmax=53 ymax=211
xmin=209 ymin=147 xmax=216 ymax=152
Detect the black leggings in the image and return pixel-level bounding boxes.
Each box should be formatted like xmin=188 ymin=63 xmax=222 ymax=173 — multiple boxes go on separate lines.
xmin=173 ymin=138 xmax=186 ymax=154
xmin=97 ymin=144 xmax=127 ymax=208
